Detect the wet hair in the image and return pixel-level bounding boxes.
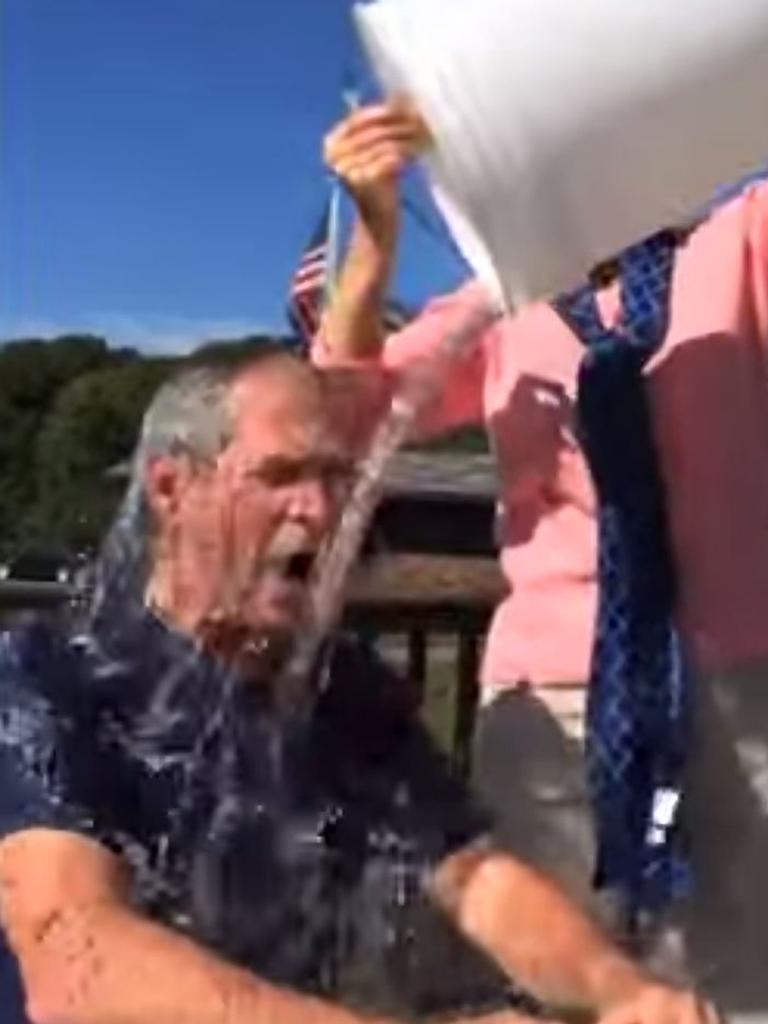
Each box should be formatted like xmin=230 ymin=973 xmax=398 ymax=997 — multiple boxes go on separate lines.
xmin=85 ymin=341 xmax=306 ymax=640
xmin=140 ymin=341 xmax=305 ymax=468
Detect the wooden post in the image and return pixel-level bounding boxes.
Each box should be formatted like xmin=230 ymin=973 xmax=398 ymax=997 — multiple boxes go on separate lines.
xmin=454 ymin=629 xmax=480 ymax=777
xmin=407 ymin=628 xmax=428 ymax=704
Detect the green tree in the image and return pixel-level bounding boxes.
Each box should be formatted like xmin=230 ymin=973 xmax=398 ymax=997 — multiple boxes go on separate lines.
xmin=0 ymin=335 xmax=128 ymax=543
xmin=32 ymin=358 xmax=175 ymax=550
xmin=1 ymin=332 xmax=300 ymax=552
xmin=190 ymin=334 xmax=298 ymax=362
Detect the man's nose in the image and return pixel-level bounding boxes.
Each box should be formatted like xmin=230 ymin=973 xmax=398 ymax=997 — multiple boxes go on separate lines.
xmin=285 ymin=475 xmax=336 ymax=528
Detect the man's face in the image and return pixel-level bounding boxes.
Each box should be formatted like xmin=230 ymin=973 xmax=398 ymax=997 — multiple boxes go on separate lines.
xmin=147 ymin=362 xmax=352 ymax=656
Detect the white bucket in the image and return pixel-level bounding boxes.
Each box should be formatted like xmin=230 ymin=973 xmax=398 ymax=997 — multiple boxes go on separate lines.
xmin=355 ymin=0 xmax=768 ymax=307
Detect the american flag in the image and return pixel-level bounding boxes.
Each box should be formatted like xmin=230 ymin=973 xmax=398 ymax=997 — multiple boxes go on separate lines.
xmin=287 ymin=205 xmax=330 ymax=347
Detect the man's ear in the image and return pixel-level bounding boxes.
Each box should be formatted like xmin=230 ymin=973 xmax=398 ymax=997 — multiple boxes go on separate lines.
xmin=144 ymin=455 xmax=189 ymax=523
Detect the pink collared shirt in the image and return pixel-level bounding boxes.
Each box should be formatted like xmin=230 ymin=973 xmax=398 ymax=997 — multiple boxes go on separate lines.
xmin=315 ymin=182 xmax=768 ymax=689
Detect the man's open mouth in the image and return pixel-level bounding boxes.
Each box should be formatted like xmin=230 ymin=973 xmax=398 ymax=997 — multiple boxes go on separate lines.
xmin=281 ymin=550 xmax=315 ymax=583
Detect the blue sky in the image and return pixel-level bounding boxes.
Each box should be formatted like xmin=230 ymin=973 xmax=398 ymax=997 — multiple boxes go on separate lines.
xmin=1 ymin=0 xmax=466 ymax=352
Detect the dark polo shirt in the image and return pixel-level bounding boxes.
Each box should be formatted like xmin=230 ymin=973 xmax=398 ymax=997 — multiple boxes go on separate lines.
xmin=0 ymin=614 xmax=516 ymax=1021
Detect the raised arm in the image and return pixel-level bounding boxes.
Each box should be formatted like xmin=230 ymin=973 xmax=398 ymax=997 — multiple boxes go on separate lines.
xmin=318 ymin=101 xmax=494 ymax=439
xmin=320 ymin=99 xmax=430 ymax=360
xmin=432 ymin=843 xmax=717 ymax=1024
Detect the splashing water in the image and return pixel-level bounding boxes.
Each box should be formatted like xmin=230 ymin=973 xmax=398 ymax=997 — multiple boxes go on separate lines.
xmin=0 ymin=304 xmax=541 ymax=1022
xmin=283 ymin=298 xmax=503 ymax=688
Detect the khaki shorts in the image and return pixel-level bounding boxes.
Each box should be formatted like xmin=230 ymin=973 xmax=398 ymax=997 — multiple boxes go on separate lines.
xmin=650 ymin=662 xmax=768 ymax=1014
xmin=473 ymin=666 xmax=768 ymax=1016
xmin=472 ymin=683 xmax=597 ymax=912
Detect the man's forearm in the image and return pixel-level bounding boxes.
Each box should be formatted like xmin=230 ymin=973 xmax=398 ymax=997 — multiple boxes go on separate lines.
xmin=319 ymin=212 xmax=397 ymax=361
xmin=435 ymin=847 xmax=648 ymax=1016
xmin=24 ymin=901 xmax=389 ymax=1024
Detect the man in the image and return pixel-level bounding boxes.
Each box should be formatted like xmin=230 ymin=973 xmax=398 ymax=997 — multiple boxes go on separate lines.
xmin=0 ymin=345 xmax=709 ymax=1024
xmin=319 ymin=101 xmax=768 ymax=1007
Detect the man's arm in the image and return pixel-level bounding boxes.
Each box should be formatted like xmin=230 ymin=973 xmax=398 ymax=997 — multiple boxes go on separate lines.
xmin=432 ymin=843 xmax=715 ymax=1024
xmin=0 ymin=829 xmax=539 ymax=1024
xmin=0 ymin=829 xmax=393 ymax=1024
xmin=320 ymin=100 xmax=430 ymax=360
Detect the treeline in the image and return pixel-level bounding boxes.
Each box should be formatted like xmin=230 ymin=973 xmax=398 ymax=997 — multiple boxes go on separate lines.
xmin=0 ymin=333 xmax=488 ymax=555
xmin=0 ymin=333 xmax=294 ymax=555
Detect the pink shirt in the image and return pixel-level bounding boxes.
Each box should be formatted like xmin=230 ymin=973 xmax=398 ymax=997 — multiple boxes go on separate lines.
xmin=315 ymin=182 xmax=768 ymax=689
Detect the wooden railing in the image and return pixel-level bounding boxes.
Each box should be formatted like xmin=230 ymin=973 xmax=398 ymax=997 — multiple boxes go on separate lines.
xmin=358 ymin=460 xmax=499 ymax=769
xmin=346 ymin=596 xmax=493 ymax=774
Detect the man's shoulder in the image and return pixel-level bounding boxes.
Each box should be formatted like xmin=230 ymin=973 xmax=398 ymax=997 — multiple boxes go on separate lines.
xmin=689 ymin=171 xmax=768 ymax=253
xmin=0 ymin=617 xmax=74 ymax=706
xmin=414 ymin=279 xmax=493 ymax=324
xmin=402 ymin=279 xmax=553 ymax=353
xmin=0 ymin=617 xmax=105 ymax=791
xmin=701 ymin=168 xmax=768 ymax=219
xmin=0 ymin=619 xmax=104 ymax=845
xmin=734 ymin=176 xmax=768 ymax=245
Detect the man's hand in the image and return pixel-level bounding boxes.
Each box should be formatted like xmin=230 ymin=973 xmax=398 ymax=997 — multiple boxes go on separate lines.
xmin=432 ymin=847 xmax=721 ymax=1024
xmin=599 ymin=983 xmax=720 ymax=1024
xmin=323 ymin=98 xmax=431 ymax=238
xmin=452 ymin=987 xmax=719 ymax=1024
xmin=316 ymin=99 xmax=431 ymax=359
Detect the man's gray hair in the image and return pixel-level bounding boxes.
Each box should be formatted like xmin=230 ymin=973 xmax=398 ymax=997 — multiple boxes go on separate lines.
xmin=138 ymin=363 xmax=240 ymax=468
xmin=139 ymin=341 xmax=301 ymax=468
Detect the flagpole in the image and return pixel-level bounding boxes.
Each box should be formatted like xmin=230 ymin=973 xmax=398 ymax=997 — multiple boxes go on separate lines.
xmin=324 ymin=176 xmax=342 ymax=310
xmin=323 ymin=88 xmax=360 ymax=310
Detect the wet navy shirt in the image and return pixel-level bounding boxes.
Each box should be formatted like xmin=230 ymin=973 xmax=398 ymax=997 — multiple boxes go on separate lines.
xmin=0 ymin=615 xmax=510 ymax=1021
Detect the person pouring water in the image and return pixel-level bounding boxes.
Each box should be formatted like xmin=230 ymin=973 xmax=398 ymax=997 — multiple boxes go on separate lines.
xmin=317 ymin=98 xmax=768 ymax=1011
